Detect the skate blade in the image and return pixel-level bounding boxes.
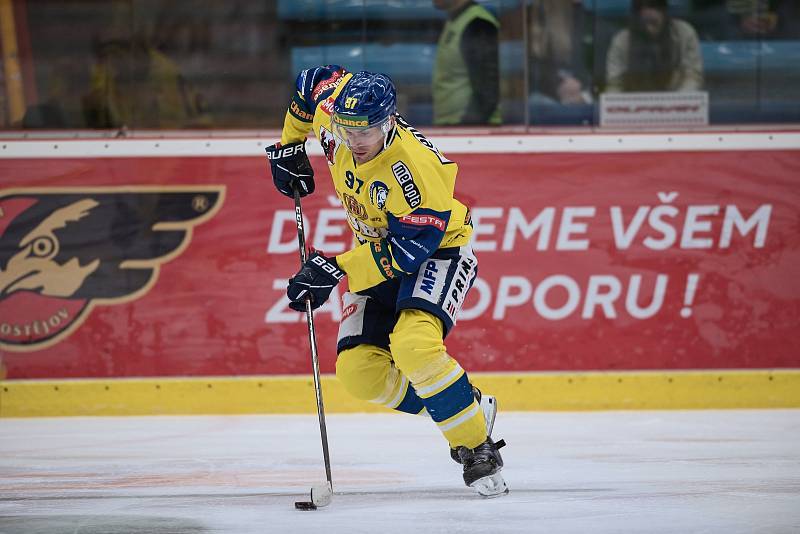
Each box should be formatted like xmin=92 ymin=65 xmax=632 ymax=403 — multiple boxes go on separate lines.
xmin=470 ymin=472 xmax=509 ymax=498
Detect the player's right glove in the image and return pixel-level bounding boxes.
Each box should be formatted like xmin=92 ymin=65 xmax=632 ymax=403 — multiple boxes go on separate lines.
xmin=265 ymin=141 xmax=315 ymax=198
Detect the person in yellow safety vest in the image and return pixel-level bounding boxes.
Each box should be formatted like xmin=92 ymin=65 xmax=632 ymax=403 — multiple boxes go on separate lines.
xmin=83 ymin=34 xmax=211 ymax=129
xmin=432 ymin=0 xmax=502 ymax=125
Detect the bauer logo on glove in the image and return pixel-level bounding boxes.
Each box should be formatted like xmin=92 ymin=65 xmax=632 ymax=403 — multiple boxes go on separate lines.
xmin=265 ymin=141 xmax=316 ymax=198
xmin=287 ymin=252 xmax=345 ymax=311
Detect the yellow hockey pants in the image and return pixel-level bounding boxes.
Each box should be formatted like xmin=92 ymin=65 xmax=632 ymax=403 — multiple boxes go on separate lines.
xmin=336 ymin=309 xmax=486 ymax=449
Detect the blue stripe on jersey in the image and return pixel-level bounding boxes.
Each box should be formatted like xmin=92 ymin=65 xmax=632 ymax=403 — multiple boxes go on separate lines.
xmin=423 ymin=373 xmax=474 ymax=423
xmin=395 ymin=385 xmax=425 ymax=415
xmin=294 ymin=65 xmax=345 ymax=113
xmin=387 ymin=208 xmax=450 ymax=273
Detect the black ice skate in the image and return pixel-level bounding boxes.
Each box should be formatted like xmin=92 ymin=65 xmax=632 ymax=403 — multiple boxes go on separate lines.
xmin=450 ymin=386 xmax=498 ymax=464
xmin=456 ymin=437 xmax=509 ymax=497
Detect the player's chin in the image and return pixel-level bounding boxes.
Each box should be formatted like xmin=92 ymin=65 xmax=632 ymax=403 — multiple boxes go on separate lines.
xmin=352 ymin=149 xmax=378 ymax=163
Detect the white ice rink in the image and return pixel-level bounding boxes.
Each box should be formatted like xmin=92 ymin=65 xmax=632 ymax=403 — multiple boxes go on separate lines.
xmin=1 ymin=410 xmax=799 ymax=533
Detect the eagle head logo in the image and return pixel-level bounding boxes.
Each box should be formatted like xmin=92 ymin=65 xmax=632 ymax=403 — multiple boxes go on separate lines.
xmin=0 ymin=187 xmax=224 ymax=352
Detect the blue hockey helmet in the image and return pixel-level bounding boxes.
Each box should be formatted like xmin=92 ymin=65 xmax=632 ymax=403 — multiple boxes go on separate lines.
xmin=332 ymin=71 xmax=397 ymax=131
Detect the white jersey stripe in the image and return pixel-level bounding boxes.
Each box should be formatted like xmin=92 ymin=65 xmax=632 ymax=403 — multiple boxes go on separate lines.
xmin=385 ymin=375 xmax=409 ymax=409
xmin=414 ymin=364 xmax=463 ymax=398
xmin=437 ymin=403 xmax=479 ymax=432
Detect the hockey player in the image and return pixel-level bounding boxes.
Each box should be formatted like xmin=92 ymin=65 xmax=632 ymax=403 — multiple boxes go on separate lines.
xmin=265 ymin=65 xmax=508 ymax=497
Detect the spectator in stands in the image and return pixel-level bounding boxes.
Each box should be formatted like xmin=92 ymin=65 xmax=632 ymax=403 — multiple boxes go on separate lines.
xmin=728 ymin=0 xmax=778 ymax=36
xmin=724 ymin=0 xmax=799 ymax=39
xmin=528 ymin=0 xmax=592 ymax=105
xmin=432 ymin=0 xmax=501 ymax=125
xmin=691 ymin=0 xmax=798 ymax=40
xmin=82 ymin=31 xmax=210 ymax=130
xmin=605 ymin=0 xmax=703 ymax=93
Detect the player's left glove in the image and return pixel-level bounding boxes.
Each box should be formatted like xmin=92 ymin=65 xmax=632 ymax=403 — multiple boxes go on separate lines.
xmin=287 ymin=252 xmax=345 ymax=311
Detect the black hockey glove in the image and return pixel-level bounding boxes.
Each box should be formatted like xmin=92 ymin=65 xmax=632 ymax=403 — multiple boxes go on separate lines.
xmin=287 ymin=252 xmax=345 ymax=311
xmin=265 ymin=141 xmax=315 ymax=198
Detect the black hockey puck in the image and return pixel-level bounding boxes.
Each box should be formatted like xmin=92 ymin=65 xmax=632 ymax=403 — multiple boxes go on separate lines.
xmin=294 ymin=501 xmax=317 ymax=511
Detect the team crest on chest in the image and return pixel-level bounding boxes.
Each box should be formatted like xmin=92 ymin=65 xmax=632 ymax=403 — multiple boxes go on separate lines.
xmin=319 ymin=126 xmax=339 ymax=166
xmin=341 ymin=192 xmax=368 ymax=220
xmin=368 ymin=181 xmax=388 ymax=210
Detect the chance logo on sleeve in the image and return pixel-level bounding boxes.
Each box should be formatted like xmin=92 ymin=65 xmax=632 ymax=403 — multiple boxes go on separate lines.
xmin=0 ymin=186 xmax=224 ymax=352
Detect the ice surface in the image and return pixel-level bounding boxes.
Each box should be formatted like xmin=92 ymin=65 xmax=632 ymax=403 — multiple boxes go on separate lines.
xmin=1 ymin=410 xmax=799 ymax=533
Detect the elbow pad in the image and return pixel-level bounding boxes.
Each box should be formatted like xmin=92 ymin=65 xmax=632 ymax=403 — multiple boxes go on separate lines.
xmin=387 ymin=210 xmax=449 ymax=273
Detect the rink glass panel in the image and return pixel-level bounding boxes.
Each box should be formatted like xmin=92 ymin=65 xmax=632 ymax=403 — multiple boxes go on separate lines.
xmin=1 ymin=0 xmax=798 ymax=131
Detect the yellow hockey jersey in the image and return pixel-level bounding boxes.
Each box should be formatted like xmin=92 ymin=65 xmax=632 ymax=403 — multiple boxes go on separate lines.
xmin=280 ymin=65 xmax=472 ymax=292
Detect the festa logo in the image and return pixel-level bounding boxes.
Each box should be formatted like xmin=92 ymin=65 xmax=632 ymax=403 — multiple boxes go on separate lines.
xmin=0 ymin=187 xmax=224 ymax=352
xmin=391 ymin=161 xmax=421 ymax=208
xmin=400 ymin=213 xmax=445 ymax=231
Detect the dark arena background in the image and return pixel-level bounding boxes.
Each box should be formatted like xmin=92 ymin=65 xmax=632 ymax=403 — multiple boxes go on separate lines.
xmin=1 ymin=1 xmax=798 ymax=532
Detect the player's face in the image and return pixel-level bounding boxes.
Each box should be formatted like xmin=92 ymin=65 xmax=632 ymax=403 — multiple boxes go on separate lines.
xmin=336 ymin=117 xmax=393 ymax=164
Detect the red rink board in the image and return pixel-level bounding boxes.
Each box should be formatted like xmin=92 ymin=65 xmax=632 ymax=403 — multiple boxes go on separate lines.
xmin=1 ymin=149 xmax=799 ymax=378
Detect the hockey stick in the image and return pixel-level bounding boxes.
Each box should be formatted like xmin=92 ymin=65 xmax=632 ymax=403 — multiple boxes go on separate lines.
xmin=291 ymin=187 xmax=333 ymax=511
